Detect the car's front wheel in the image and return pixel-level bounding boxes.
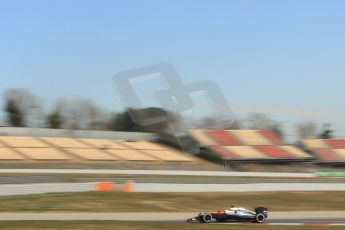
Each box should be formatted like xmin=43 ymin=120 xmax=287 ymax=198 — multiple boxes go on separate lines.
xmin=255 ymin=213 xmax=266 ymax=223
xmin=201 ymin=213 xmax=213 ymax=223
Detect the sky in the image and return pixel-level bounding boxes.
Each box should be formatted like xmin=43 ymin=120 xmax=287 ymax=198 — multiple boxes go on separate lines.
xmin=1 ymin=0 xmax=344 ymax=138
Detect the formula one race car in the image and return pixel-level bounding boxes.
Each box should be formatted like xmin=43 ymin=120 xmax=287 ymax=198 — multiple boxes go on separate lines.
xmin=187 ymin=206 xmax=268 ymax=223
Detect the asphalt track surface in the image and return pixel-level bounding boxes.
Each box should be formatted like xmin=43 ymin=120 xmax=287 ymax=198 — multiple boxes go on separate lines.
xmin=0 ymin=212 xmax=344 ymax=225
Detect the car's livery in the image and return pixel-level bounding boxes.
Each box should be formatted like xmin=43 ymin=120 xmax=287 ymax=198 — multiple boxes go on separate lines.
xmin=187 ymin=207 xmax=268 ymax=223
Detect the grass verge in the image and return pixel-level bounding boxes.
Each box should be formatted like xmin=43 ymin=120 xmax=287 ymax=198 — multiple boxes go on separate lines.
xmin=0 ymin=191 xmax=344 ymax=212
xmin=0 ymin=221 xmax=344 ymax=230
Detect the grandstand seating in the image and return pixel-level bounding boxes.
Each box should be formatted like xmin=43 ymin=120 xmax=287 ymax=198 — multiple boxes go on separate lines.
xmin=254 ymin=146 xmax=292 ymax=158
xmin=280 ymin=146 xmax=310 ymax=158
xmin=79 ymin=139 xmax=127 ymax=149
xmin=325 ymin=139 xmax=345 ymax=149
xmin=0 ymin=136 xmax=49 ymax=148
xmin=313 ymin=148 xmax=340 ymax=162
xmin=0 ymin=148 xmax=25 ymax=160
xmin=303 ymin=138 xmax=345 ymax=163
xmin=209 ymin=146 xmax=239 ymax=159
xmin=105 ymin=149 xmax=156 ymax=161
xmin=207 ymin=130 xmax=241 ymax=146
xmin=258 ymin=130 xmax=284 ymax=145
xmin=334 ymin=149 xmax=345 ymax=159
xmin=16 ymin=148 xmax=69 ymax=160
xmin=303 ymin=139 xmax=329 ymax=149
xmin=225 ymin=146 xmax=268 ymax=159
xmin=121 ymin=140 xmax=166 ymax=150
xmin=190 ymin=130 xmax=217 ymax=146
xmin=39 ymin=137 xmax=90 ymax=148
xmin=64 ymin=148 xmax=117 ymax=161
xmin=190 ymin=129 xmax=311 ymax=161
xmin=0 ymin=136 xmax=69 ymax=161
xmin=0 ymin=135 xmax=197 ymax=163
xmin=231 ymin=130 xmax=272 ymax=145
xmin=142 ymin=149 xmax=194 ymax=162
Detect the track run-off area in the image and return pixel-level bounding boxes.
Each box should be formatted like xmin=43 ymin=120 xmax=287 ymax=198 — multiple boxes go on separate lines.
xmin=0 ymin=169 xmax=343 ymax=227
xmin=0 ymin=169 xmax=343 ymax=194
xmin=0 ymin=182 xmax=344 ymax=195
xmin=0 ymin=212 xmax=344 ymax=226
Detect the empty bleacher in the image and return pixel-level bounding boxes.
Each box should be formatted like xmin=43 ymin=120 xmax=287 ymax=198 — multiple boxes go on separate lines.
xmin=225 ymin=146 xmax=269 ymax=159
xmin=0 ymin=136 xmax=68 ymax=160
xmin=258 ymin=129 xmax=284 ymax=145
xmin=231 ymin=130 xmax=272 ymax=145
xmin=64 ymin=148 xmax=117 ymax=161
xmin=209 ymin=146 xmax=239 ymax=159
xmin=142 ymin=149 xmax=194 ymax=162
xmin=190 ymin=129 xmax=311 ymax=161
xmin=16 ymin=148 xmax=69 ymax=160
xmin=334 ymin=149 xmax=345 ymax=159
xmin=106 ymin=149 xmax=156 ymax=161
xmin=0 ymin=148 xmax=25 ymax=160
xmin=303 ymin=138 xmax=345 ymax=163
xmin=39 ymin=137 xmax=90 ymax=148
xmin=0 ymin=136 xmax=49 ymax=148
xmin=254 ymin=146 xmax=292 ymax=158
xmin=121 ymin=140 xmax=165 ymax=150
xmin=190 ymin=130 xmax=217 ymax=146
xmin=121 ymin=141 xmax=194 ymax=162
xmin=79 ymin=139 xmax=127 ymax=149
xmin=303 ymin=139 xmax=329 ymax=149
xmin=207 ymin=130 xmax=241 ymax=146
xmin=313 ymin=148 xmax=340 ymax=162
xmin=325 ymin=139 xmax=345 ymax=149
xmin=280 ymin=146 xmax=310 ymax=158
xmin=0 ymin=134 xmax=198 ymax=163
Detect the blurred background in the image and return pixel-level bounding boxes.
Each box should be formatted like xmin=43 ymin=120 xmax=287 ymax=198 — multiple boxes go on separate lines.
xmin=0 ymin=0 xmax=344 ymax=229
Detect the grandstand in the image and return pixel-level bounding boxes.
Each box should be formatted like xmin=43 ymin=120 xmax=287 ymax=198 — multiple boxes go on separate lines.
xmin=190 ymin=129 xmax=311 ymax=162
xmin=0 ymin=127 xmax=211 ymax=171
xmin=0 ymin=135 xmax=197 ymax=163
xmin=303 ymin=138 xmax=345 ymax=163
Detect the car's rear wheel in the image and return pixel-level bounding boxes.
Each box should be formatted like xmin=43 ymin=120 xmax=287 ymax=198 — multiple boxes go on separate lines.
xmin=202 ymin=213 xmax=212 ymax=223
xmin=255 ymin=213 xmax=266 ymax=223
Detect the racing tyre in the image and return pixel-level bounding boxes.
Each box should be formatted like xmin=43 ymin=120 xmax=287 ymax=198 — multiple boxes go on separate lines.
xmin=255 ymin=213 xmax=266 ymax=223
xmin=202 ymin=213 xmax=213 ymax=223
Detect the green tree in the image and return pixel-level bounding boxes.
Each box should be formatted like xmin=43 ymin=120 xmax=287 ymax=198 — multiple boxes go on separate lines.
xmin=110 ymin=109 xmax=139 ymax=132
xmin=110 ymin=107 xmax=178 ymax=134
xmin=319 ymin=123 xmax=334 ymax=139
xmin=4 ymin=88 xmax=43 ymax=127
xmin=46 ymin=111 xmax=63 ymax=129
xmin=5 ymin=99 xmax=25 ymax=127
